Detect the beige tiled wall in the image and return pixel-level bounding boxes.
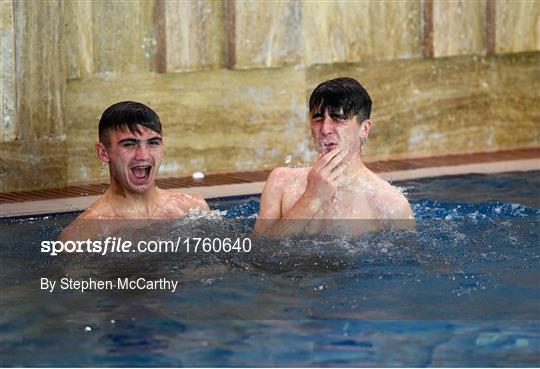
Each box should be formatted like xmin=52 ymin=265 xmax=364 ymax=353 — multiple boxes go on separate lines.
xmin=231 ymin=0 xmax=304 ymax=69
xmin=1 ymin=0 xmax=16 ymax=142
xmin=12 ymin=0 xmax=66 ymax=141
xmin=92 ymin=1 xmax=156 ymax=74
xmin=1 ymin=0 xmax=539 ymax=192
xmin=65 ymin=0 xmax=156 ymax=77
xmin=164 ymin=0 xmax=225 ymax=72
xmin=65 ymin=67 xmax=310 ymax=183
xmin=432 ymin=0 xmax=486 ymax=57
xmin=64 ymin=0 xmax=93 ymax=80
xmin=303 ymin=1 xmax=422 ymax=65
xmin=307 ymin=53 xmax=539 ymax=160
xmin=496 ymin=0 xmax=540 ymax=53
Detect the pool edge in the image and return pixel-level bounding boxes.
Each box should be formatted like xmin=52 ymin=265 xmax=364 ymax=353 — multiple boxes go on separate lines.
xmin=1 ymin=158 xmax=538 ymax=218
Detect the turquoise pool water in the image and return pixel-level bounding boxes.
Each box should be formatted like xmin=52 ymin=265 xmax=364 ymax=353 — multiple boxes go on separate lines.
xmin=1 ymin=171 xmax=539 ymax=366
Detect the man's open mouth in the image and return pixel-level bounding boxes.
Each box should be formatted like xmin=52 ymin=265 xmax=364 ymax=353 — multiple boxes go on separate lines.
xmin=130 ymin=165 xmax=151 ymax=181
xmin=321 ymin=142 xmax=338 ymax=151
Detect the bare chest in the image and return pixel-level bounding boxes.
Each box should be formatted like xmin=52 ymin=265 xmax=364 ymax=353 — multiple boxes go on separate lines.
xmin=281 ymin=182 xmax=382 ymax=220
xmin=95 ymin=198 xmax=189 ymax=220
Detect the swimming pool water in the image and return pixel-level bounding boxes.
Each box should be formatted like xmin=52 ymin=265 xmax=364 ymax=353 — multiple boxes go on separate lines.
xmin=1 ymin=171 xmax=539 ymax=366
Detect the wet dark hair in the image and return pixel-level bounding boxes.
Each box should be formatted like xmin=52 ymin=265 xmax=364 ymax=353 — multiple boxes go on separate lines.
xmin=98 ymin=101 xmax=162 ymax=145
xmin=309 ymin=77 xmax=372 ymax=123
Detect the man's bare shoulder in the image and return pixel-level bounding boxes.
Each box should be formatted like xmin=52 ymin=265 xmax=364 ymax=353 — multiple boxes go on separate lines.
xmin=266 ymin=166 xmax=310 ymax=187
xmin=165 ymin=190 xmax=210 ymax=213
xmin=61 ymin=195 xmax=113 ymax=223
xmin=76 ymin=198 xmax=113 ymax=220
xmin=58 ymin=197 xmax=112 ymax=241
xmin=256 ymin=166 xmax=312 ymax=229
xmin=373 ymin=175 xmax=414 ymax=220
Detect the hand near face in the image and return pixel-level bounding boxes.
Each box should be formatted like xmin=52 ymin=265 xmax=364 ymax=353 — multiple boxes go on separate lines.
xmin=304 ymin=148 xmax=349 ymax=203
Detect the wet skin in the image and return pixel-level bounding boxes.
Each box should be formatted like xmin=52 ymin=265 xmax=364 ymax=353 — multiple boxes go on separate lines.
xmin=59 ymin=125 xmax=210 ymax=241
xmin=255 ymin=110 xmax=414 ymax=236
xmin=311 ymin=108 xmax=364 ymax=157
xmin=98 ymin=126 xmax=164 ymax=195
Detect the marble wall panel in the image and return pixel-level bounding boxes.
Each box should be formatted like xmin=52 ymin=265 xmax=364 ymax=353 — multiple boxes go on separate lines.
xmin=487 ymin=52 xmax=540 ymax=146
xmin=13 ymin=0 xmax=65 ymax=140
xmin=3 ymin=0 xmax=539 ymax=193
xmin=92 ymin=0 xmax=156 ymax=74
xmin=0 ymin=138 xmax=67 ymax=192
xmin=1 ymin=0 xmax=16 ymax=142
xmin=306 ymin=53 xmax=539 ymax=160
xmin=302 ymin=1 xmax=422 ymax=65
xmin=231 ymin=0 xmax=303 ymax=69
xmin=433 ymin=0 xmax=485 ymax=57
xmin=496 ymin=0 xmax=540 ymax=53
xmin=164 ymin=0 xmax=225 ymax=72
xmin=64 ymin=0 xmax=93 ymax=80
xmin=65 ymin=67 xmax=309 ymax=184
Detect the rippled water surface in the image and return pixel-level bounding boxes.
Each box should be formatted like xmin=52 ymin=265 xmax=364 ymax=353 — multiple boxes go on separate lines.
xmin=1 ymin=171 xmax=539 ymax=367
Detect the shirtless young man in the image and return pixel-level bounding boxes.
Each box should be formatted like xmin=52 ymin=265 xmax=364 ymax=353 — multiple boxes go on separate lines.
xmin=255 ymin=77 xmax=414 ymax=236
xmin=60 ymin=101 xmax=209 ymax=240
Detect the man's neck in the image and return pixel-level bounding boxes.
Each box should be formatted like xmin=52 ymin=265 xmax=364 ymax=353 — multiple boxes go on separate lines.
xmin=105 ymin=181 xmax=160 ymax=218
xmin=342 ymin=153 xmax=369 ymax=179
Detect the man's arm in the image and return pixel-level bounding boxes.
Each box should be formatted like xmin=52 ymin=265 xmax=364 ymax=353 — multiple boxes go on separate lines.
xmin=387 ymin=192 xmax=416 ymax=230
xmin=58 ymin=209 xmax=104 ymax=242
xmin=189 ymin=194 xmax=211 ymax=212
xmin=255 ymin=167 xmax=320 ymax=235
xmin=170 ymin=191 xmax=210 ymax=215
xmin=254 ymin=167 xmax=289 ymax=234
xmin=255 ymin=149 xmax=349 ymax=236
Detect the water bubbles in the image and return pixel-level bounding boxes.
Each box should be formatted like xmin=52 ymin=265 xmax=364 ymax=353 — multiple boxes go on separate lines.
xmin=186 ymin=207 xmax=227 ymax=220
xmin=201 ymin=278 xmax=215 ymax=285
xmin=342 ymin=322 xmax=350 ymax=336
xmin=475 ymin=332 xmax=528 ymax=348
xmin=476 ymin=333 xmax=499 ymax=346
xmin=394 ymin=186 xmax=410 ymax=195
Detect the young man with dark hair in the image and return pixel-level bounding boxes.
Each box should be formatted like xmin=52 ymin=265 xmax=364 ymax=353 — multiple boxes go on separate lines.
xmin=60 ymin=101 xmax=209 ymax=240
xmin=255 ymin=77 xmax=414 ymax=235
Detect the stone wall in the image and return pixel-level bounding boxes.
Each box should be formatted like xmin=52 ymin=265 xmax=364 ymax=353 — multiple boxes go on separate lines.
xmin=1 ymin=0 xmax=539 ymax=192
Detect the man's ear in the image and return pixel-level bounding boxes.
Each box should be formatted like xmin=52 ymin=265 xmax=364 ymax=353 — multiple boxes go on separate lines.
xmin=359 ymin=119 xmax=372 ymax=139
xmin=96 ymin=142 xmax=110 ymax=162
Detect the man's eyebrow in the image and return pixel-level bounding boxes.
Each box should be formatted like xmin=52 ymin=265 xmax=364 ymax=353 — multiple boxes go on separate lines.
xmin=311 ymin=112 xmax=324 ymax=118
xmin=147 ymin=136 xmax=162 ymax=141
xmin=118 ymin=138 xmax=140 ymax=144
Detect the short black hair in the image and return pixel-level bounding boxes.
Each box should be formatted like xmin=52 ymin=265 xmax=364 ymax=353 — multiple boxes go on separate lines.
xmin=98 ymin=101 xmax=162 ymax=144
xmin=309 ymin=77 xmax=372 ymax=122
